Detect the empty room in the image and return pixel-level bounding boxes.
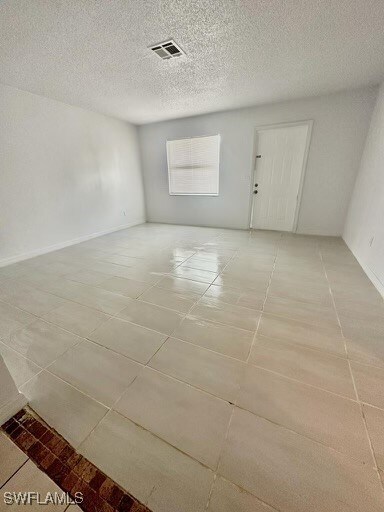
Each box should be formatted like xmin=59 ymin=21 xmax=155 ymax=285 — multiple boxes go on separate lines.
xmin=1 ymin=1 xmax=384 ymax=511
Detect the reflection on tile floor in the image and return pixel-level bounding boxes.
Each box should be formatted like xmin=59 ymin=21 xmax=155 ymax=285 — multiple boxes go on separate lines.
xmin=1 ymin=223 xmax=384 ymax=512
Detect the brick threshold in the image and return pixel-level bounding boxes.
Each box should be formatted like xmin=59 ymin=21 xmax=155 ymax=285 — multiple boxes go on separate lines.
xmin=2 ymin=408 xmax=151 ymax=512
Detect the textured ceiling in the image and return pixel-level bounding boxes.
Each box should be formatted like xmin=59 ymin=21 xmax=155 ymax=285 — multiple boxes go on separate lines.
xmin=1 ymin=0 xmax=384 ymax=124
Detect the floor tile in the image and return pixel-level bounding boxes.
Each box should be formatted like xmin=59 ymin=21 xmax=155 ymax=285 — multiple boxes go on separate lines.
xmin=115 ymin=368 xmax=232 ymax=468
xmin=190 ymin=298 xmax=261 ymax=331
xmin=204 ymin=285 xmax=265 ymax=311
xmin=156 ymin=276 xmax=209 ymax=297
xmin=338 ymin=309 xmax=384 ymax=336
xmin=0 ymin=281 xmax=67 ymax=316
xmin=0 ymin=301 xmax=36 ymax=339
xmin=97 ymin=276 xmax=151 ymax=298
xmin=173 ymin=316 xmax=254 ymax=360
xmin=88 ymin=317 xmax=167 ymax=363
xmin=139 ymin=286 xmax=197 ymax=313
xmin=258 ymin=313 xmax=346 ymax=357
xmin=134 ymin=260 xmax=178 ymax=274
xmin=213 ymin=274 xmax=269 ymax=293
xmin=98 ymin=253 xmax=141 ymax=267
xmin=42 ymin=302 xmax=110 ymax=337
xmin=0 ymin=432 xmax=28 ymax=487
xmin=71 ymin=284 xmax=132 ymax=315
xmin=179 ymin=257 xmax=225 ymax=273
xmin=226 ymin=258 xmax=274 ymax=273
xmin=263 ymin=295 xmax=339 ymax=327
xmin=91 ymin=262 xmax=163 ymax=283
xmin=21 ymin=371 xmax=108 ymax=447
xmin=268 ymin=279 xmax=332 ymax=306
xmin=117 ymin=300 xmax=184 ymax=335
xmin=79 ymin=411 xmax=214 ymax=512
xmin=363 ymin=404 xmax=384 ymax=470
xmin=64 ymin=269 xmax=110 ymax=285
xmin=0 ymin=342 xmax=41 ymax=387
xmin=271 ymin=267 xmax=326 ymax=283
xmin=6 ymin=320 xmax=81 ymax=367
xmin=149 ymin=338 xmax=245 ymax=402
xmin=250 ymin=335 xmax=355 ymax=398
xmin=48 ymin=340 xmax=143 ymax=406
xmin=89 ymin=260 xmax=142 ymax=278
xmin=333 ymin=297 xmax=384 ymax=316
xmin=193 ymin=251 xmax=231 ymax=265
xmin=171 ymin=267 xmax=218 ymax=284
xmin=219 ymin=408 xmax=384 ymax=512
xmin=221 ymin=268 xmax=272 ymax=284
xmin=1 ymin=460 xmax=67 ymax=511
xmin=13 ymin=270 xmax=60 ymax=291
xmin=237 ymin=365 xmax=372 ymax=463
xmin=0 ymin=263 xmax=27 ymax=280
xmin=351 ymin=361 xmax=384 ymax=408
xmin=331 ymin=283 xmax=381 ymax=305
xmin=335 ymin=298 xmax=384 ymax=318
xmin=36 ymin=260 xmax=84 ymax=276
xmin=105 ymin=266 xmax=164 ymax=284
xmin=345 ymin=330 xmax=384 ymax=368
xmin=32 ymin=277 xmax=85 ymax=302
xmin=208 ymin=477 xmax=277 ymax=512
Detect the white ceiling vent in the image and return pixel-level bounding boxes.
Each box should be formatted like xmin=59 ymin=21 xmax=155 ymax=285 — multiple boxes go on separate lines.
xmin=150 ymin=40 xmax=184 ymax=60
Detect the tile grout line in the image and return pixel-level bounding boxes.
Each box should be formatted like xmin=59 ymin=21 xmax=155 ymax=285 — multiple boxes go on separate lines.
xmin=70 ymin=233 xmax=242 ymax=460
xmin=0 ymin=457 xmax=30 ymax=490
xmin=75 ymin=234 xmax=243 ymax=462
xmin=320 ymin=246 xmax=384 ymax=497
xmin=52 ymin=243 xmax=210 ymax=454
xmin=183 ymin=237 xmax=248 ymax=512
xmin=245 ymin=232 xmax=281 ymax=365
xmin=204 ymin=231 xmax=281 ymax=511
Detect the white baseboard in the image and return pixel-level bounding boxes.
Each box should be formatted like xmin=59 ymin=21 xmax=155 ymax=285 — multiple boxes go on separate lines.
xmin=0 ymin=219 xmax=146 ymax=268
xmin=0 ymin=393 xmax=28 ymax=426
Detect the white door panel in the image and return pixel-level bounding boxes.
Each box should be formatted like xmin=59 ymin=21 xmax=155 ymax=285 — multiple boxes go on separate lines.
xmin=251 ymin=124 xmax=310 ymax=231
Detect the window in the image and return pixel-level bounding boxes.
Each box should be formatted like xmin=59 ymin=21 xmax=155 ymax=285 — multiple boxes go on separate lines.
xmin=166 ymin=134 xmax=220 ymax=195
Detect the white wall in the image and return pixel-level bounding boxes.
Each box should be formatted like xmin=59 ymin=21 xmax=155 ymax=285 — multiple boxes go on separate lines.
xmin=139 ymin=88 xmax=376 ymax=235
xmin=0 ymin=84 xmax=146 ymax=264
xmin=343 ymin=82 xmax=384 ymax=296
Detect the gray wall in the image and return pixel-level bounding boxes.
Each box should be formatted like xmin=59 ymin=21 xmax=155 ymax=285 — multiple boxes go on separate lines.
xmin=0 ymin=84 xmax=146 ymax=264
xmin=139 ymin=88 xmax=376 ymax=236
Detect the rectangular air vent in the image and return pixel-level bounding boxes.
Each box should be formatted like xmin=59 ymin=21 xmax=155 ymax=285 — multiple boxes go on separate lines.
xmin=150 ymin=40 xmax=184 ymax=60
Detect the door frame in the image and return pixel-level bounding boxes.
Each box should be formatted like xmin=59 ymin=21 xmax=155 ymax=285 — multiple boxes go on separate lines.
xmin=248 ymin=119 xmax=314 ymax=232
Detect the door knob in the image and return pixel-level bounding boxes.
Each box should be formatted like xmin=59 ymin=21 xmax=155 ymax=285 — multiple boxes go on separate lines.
xmin=254 ymin=190 xmax=258 ymax=194
xmin=254 ymin=184 xmax=258 ymax=187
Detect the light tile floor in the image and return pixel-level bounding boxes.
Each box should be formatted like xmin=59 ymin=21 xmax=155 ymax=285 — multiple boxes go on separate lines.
xmin=1 ymin=223 xmax=384 ymax=512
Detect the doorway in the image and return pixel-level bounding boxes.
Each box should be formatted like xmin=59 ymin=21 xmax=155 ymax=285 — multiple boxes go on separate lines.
xmin=250 ymin=121 xmax=313 ymax=231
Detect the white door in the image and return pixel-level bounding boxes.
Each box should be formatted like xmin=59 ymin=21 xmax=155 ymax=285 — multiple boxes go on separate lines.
xmin=251 ymin=123 xmax=310 ymax=231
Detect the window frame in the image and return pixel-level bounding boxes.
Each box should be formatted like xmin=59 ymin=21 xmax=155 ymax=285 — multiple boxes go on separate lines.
xmin=166 ymin=134 xmax=221 ymax=196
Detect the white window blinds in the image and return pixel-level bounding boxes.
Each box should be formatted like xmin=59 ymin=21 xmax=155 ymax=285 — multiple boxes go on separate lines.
xmin=166 ymin=135 xmax=220 ymax=195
